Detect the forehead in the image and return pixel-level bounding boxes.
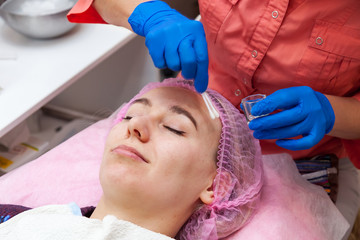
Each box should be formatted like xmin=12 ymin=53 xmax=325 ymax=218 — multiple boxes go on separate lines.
xmin=141 ymin=87 xmax=202 ymax=106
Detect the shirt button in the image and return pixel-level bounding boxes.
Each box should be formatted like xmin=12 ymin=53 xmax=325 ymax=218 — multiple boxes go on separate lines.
xmin=251 ymin=50 xmax=258 ymax=58
xmin=272 ymin=10 xmax=279 ymax=19
xmin=243 ymin=78 xmax=248 ymax=84
xmin=315 ymin=37 xmax=323 ymax=45
xmin=234 ymin=89 xmax=241 ymax=96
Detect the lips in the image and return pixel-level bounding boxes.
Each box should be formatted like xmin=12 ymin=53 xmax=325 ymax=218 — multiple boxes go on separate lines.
xmin=111 ymin=145 xmax=149 ymax=163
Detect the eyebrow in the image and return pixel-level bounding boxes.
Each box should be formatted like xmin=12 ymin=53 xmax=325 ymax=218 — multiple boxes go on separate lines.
xmin=131 ymin=97 xmax=198 ymax=130
xmin=169 ymin=106 xmax=198 ymax=130
xmin=131 ymin=98 xmax=152 ymax=107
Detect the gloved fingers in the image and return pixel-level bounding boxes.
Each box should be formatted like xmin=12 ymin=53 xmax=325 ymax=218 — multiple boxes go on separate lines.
xmin=249 ymin=105 xmax=306 ymax=131
xmin=193 ymin=34 xmax=209 ymax=93
xmin=178 ymin=36 xmax=196 ymax=79
xmin=164 ymin=35 xmax=182 ymax=71
xmin=251 ymin=87 xmax=305 ymax=116
xmin=145 ymin=31 xmax=166 ymax=69
xmin=275 ymin=128 xmax=324 ymax=150
xmin=253 ymin=119 xmax=310 ymax=140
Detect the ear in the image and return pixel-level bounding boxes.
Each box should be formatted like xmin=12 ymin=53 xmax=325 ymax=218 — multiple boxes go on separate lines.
xmin=201 ymin=171 xmax=233 ymax=204
xmin=199 ymin=177 xmax=215 ymax=205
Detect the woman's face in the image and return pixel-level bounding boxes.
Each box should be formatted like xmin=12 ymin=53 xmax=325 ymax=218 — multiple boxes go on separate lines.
xmin=100 ymin=87 xmax=221 ymax=216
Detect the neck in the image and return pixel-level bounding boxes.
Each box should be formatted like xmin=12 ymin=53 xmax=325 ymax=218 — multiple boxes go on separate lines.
xmin=91 ymin=196 xmax=193 ymax=238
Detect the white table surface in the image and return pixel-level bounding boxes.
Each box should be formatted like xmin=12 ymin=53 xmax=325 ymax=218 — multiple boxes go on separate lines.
xmin=0 ymin=18 xmax=135 ymax=138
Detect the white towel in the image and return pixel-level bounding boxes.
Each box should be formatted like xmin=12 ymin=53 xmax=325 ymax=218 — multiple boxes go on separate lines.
xmin=0 ymin=203 xmax=174 ymax=240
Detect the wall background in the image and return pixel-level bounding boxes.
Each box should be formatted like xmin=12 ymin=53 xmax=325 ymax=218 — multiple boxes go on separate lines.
xmin=163 ymin=0 xmax=199 ymax=19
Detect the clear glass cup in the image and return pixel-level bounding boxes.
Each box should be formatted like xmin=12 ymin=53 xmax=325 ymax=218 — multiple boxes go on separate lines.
xmin=241 ymin=94 xmax=269 ymax=122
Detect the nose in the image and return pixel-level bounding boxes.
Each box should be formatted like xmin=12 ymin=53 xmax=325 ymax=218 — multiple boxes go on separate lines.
xmin=127 ymin=116 xmax=150 ymax=142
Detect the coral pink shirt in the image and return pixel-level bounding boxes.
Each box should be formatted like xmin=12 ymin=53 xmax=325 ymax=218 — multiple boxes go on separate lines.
xmin=67 ymin=0 xmax=360 ymax=167
xmin=198 ymin=0 xmax=360 ymax=167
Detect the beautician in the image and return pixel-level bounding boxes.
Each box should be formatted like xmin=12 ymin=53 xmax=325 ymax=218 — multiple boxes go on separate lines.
xmin=67 ymin=0 xmax=360 ymax=237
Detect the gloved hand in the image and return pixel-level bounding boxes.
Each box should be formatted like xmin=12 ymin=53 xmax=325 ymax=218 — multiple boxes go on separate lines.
xmin=128 ymin=0 xmax=208 ymax=93
xmin=248 ymin=86 xmax=335 ymax=150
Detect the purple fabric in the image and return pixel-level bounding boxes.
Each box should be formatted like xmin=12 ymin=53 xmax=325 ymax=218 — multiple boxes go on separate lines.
xmin=0 ymin=204 xmax=31 ymax=224
xmin=0 ymin=204 xmax=95 ymax=224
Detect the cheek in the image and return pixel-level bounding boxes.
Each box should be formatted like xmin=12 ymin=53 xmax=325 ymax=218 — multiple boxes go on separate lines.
xmin=148 ymin=142 xmax=216 ymax=205
xmin=159 ymin=139 xmax=198 ymax=164
xmin=106 ymin=124 xmax=126 ymax=145
xmin=155 ymin=139 xmax=214 ymax=180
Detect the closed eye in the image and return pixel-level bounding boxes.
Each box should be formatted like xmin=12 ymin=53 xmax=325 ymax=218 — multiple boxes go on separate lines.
xmin=123 ymin=116 xmax=185 ymax=136
xmin=164 ymin=125 xmax=185 ymax=136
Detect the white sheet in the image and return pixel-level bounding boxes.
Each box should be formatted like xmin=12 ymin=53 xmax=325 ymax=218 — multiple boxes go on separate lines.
xmin=0 ymin=203 xmax=173 ymax=240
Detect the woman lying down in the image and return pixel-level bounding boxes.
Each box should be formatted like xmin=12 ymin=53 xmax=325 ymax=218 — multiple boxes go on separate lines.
xmin=0 ymin=79 xmax=263 ymax=239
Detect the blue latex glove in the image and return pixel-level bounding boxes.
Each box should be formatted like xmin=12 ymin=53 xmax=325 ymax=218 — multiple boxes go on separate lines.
xmin=248 ymin=86 xmax=335 ymax=150
xmin=128 ymin=1 xmax=209 ymax=93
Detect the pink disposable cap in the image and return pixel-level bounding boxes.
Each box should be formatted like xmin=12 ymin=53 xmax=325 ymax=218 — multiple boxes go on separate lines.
xmin=114 ymin=78 xmax=263 ymax=240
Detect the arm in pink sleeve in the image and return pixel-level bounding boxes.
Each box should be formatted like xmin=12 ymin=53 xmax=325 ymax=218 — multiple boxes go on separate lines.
xmin=67 ymin=0 xmax=107 ymax=24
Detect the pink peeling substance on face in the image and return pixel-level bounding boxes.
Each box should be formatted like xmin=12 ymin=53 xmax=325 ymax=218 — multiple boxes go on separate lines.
xmin=111 ymin=145 xmax=149 ymax=163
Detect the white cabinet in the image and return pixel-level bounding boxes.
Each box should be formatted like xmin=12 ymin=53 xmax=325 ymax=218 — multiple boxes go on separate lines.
xmin=0 ymin=19 xmax=159 ymax=137
xmin=0 ymin=19 xmax=159 ymax=173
